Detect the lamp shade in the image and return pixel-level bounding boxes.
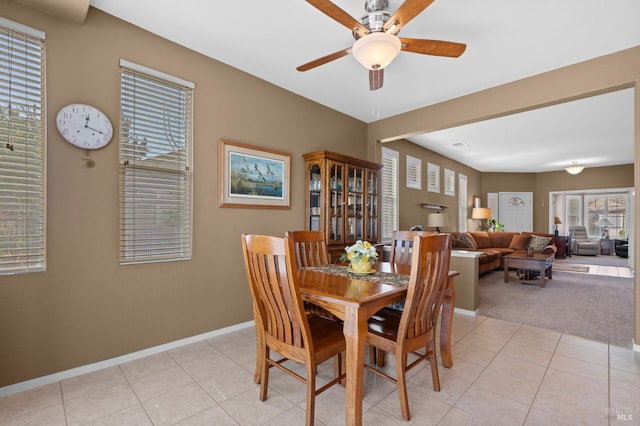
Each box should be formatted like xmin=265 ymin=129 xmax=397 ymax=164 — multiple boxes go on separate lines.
xmin=596 ymin=217 xmax=613 ymax=227
xmin=427 ymin=212 xmax=448 ymax=232
xmin=352 ymin=32 xmax=401 ymax=70
xmin=554 ymin=216 xmax=562 ymax=225
xmin=471 ymin=207 xmax=492 ymax=219
xmin=565 ymin=161 xmax=584 ymax=175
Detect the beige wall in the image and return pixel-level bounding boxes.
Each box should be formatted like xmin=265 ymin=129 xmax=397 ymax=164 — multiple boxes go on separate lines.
xmin=481 ymin=165 xmax=634 ymax=231
xmin=0 ymin=3 xmax=367 ymax=387
xmin=367 ymin=46 xmax=640 ymax=350
xmin=534 ymin=165 xmax=634 ymax=231
xmin=383 ymin=139 xmax=481 ymax=232
xmin=2 ymin=2 xmax=638 ymax=388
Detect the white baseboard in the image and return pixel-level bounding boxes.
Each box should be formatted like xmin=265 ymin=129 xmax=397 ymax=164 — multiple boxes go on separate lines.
xmin=633 ymin=339 xmax=640 ymax=352
xmin=454 ymin=307 xmax=479 ymax=316
xmin=0 ymin=321 xmax=255 ymax=398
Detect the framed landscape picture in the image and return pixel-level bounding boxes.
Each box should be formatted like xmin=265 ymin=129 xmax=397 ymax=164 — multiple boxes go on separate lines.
xmin=219 ymin=140 xmax=291 ymax=209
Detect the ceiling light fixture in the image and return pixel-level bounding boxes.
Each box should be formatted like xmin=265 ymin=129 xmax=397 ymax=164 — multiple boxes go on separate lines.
xmin=565 ymin=161 xmax=585 ymax=175
xmin=352 ymin=32 xmax=401 ymax=70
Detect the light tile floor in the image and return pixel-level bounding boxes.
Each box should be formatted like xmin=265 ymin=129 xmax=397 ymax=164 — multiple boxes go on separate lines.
xmin=1 ymin=312 xmax=639 ymax=425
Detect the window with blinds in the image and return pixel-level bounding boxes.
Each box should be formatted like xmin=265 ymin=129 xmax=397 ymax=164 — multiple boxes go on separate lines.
xmin=427 ymin=162 xmax=440 ymax=193
xmin=405 ymin=155 xmax=421 ymax=189
xmin=458 ymin=173 xmax=468 ymax=232
xmin=0 ymin=19 xmax=46 ymax=274
xmin=444 ymin=168 xmax=455 ymax=196
xmin=119 ymin=60 xmax=193 ymax=264
xmin=381 ymin=147 xmax=399 ymax=243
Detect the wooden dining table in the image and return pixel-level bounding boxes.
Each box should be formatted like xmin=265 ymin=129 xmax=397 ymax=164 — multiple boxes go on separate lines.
xmin=297 ymin=262 xmax=458 ymax=426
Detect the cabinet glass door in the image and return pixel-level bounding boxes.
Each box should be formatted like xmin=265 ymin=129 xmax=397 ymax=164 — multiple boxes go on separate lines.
xmin=328 ymin=161 xmax=344 ymax=244
xmin=308 ymin=164 xmax=321 ymax=231
xmin=346 ymin=165 xmax=364 ymax=243
xmin=366 ymin=169 xmax=379 ymax=241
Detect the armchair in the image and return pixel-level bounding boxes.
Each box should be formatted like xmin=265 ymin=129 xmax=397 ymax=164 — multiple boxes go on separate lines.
xmin=568 ymin=225 xmax=600 ymax=256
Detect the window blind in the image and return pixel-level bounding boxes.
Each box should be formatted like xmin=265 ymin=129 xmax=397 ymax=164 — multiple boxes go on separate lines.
xmin=0 ymin=21 xmax=46 ymax=274
xmin=458 ymin=174 xmax=467 ymax=232
xmin=381 ymin=147 xmax=398 ymax=243
xmin=119 ymin=61 xmax=193 ymax=264
xmin=427 ymin=162 xmax=440 ymax=193
xmin=444 ymin=168 xmax=455 ymax=196
xmin=405 ymin=155 xmax=421 ymax=189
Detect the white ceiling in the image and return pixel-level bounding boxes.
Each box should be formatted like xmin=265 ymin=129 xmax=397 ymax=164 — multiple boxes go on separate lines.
xmin=89 ymin=0 xmax=639 ymax=173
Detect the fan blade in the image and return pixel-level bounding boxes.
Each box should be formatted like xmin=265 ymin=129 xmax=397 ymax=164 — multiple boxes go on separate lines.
xmin=306 ymin=0 xmax=369 ymax=35
xmin=296 ymin=47 xmax=352 ymax=72
xmin=369 ymin=69 xmax=384 ymax=91
xmin=384 ymin=0 xmax=435 ymax=33
xmin=400 ymin=38 xmax=466 ymax=57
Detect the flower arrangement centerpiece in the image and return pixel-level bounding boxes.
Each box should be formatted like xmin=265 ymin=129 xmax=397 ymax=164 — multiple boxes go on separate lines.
xmin=341 ymin=240 xmax=378 ymax=273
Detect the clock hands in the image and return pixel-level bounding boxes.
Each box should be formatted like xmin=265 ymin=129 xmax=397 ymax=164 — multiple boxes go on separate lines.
xmin=84 ymin=114 xmax=106 ymax=135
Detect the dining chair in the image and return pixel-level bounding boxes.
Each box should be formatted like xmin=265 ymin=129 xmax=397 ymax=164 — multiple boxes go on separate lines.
xmin=241 ymin=234 xmax=346 ymax=426
xmin=389 ymin=229 xmax=436 ymax=266
xmin=286 ymin=230 xmax=341 ymax=321
xmin=372 ymin=229 xmax=435 ymax=366
xmin=286 ymin=230 xmax=330 ymax=267
xmin=365 ymin=233 xmax=452 ymax=421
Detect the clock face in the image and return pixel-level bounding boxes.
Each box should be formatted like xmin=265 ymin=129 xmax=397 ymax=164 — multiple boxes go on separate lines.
xmin=56 ymin=104 xmax=113 ymax=150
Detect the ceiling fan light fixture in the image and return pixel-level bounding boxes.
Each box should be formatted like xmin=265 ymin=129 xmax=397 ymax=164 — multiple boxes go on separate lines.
xmin=565 ymin=161 xmax=585 ymax=175
xmin=352 ymin=32 xmax=401 ymax=70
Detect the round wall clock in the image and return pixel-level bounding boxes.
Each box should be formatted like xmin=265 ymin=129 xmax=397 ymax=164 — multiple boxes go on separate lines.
xmin=56 ymin=103 xmax=113 ymax=150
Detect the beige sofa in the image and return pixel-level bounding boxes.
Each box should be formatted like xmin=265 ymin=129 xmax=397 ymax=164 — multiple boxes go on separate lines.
xmin=451 ymin=231 xmax=558 ymax=275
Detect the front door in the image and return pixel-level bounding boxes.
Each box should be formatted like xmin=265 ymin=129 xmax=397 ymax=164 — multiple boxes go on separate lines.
xmin=498 ymin=192 xmax=533 ymax=232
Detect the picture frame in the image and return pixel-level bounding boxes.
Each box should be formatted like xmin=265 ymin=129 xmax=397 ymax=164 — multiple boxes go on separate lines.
xmin=473 ymin=195 xmax=482 ymax=208
xmin=219 ymin=140 xmax=291 ymax=209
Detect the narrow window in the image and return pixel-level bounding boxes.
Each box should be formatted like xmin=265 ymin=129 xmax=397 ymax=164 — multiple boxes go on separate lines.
xmin=458 ymin=174 xmax=467 ymax=232
xmin=427 ymin=162 xmax=440 ymax=193
xmin=119 ymin=60 xmax=193 ymax=264
xmin=405 ymin=155 xmax=421 ymax=189
xmin=444 ymin=168 xmax=455 ymax=196
xmin=381 ymin=147 xmax=399 ymax=242
xmin=0 ymin=19 xmax=46 ymax=274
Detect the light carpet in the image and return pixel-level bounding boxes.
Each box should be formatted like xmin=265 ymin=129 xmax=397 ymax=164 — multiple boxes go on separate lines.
xmin=478 ymin=270 xmax=634 ymax=348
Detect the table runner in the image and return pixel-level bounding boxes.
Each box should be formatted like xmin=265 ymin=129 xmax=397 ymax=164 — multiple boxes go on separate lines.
xmin=302 ymin=264 xmax=409 ymax=288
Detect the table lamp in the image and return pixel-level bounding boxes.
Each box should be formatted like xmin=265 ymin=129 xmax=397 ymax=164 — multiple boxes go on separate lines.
xmin=427 ymin=212 xmax=449 ymax=233
xmin=554 ymin=216 xmax=562 ymax=236
xmin=596 ymin=217 xmax=613 ymax=239
xmin=471 ymin=207 xmax=492 ymax=231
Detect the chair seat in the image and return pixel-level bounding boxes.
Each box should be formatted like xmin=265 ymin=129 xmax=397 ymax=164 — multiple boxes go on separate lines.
xmin=307 ymin=315 xmax=347 ymax=362
xmin=368 ymin=308 xmax=402 ymax=340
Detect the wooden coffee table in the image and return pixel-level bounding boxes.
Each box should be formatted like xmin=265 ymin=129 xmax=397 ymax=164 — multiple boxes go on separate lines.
xmin=503 ymin=252 xmax=553 ymax=287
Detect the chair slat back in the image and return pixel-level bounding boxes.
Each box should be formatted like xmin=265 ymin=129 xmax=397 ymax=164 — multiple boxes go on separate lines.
xmin=286 ymin=230 xmax=330 ymax=267
xmin=241 ymin=234 xmax=310 ymax=354
xmin=390 ymin=230 xmax=436 ymax=266
xmin=398 ymin=234 xmax=452 ymax=342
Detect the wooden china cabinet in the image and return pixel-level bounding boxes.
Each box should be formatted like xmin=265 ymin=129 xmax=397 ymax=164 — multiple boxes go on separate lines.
xmin=303 ymin=150 xmax=383 ymax=263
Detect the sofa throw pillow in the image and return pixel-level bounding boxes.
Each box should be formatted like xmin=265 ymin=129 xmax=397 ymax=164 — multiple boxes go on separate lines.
xmin=528 ymin=235 xmax=551 ymax=252
xmin=509 ymin=234 xmax=530 ymax=250
xmin=458 ymin=233 xmax=477 ymax=249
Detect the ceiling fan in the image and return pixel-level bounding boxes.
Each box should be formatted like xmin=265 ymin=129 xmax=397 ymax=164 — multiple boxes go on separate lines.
xmin=297 ymin=0 xmax=466 ymax=90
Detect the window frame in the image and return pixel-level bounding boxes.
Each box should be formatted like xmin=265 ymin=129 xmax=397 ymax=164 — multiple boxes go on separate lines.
xmin=405 ymin=155 xmax=421 ymax=190
xmin=381 ymin=147 xmax=399 ymax=243
xmin=118 ymin=60 xmax=194 ymax=265
xmin=0 ymin=18 xmax=46 ymax=275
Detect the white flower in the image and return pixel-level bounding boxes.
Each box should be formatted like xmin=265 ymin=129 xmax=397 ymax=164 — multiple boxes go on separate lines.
xmin=342 ymin=240 xmax=379 ymax=264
